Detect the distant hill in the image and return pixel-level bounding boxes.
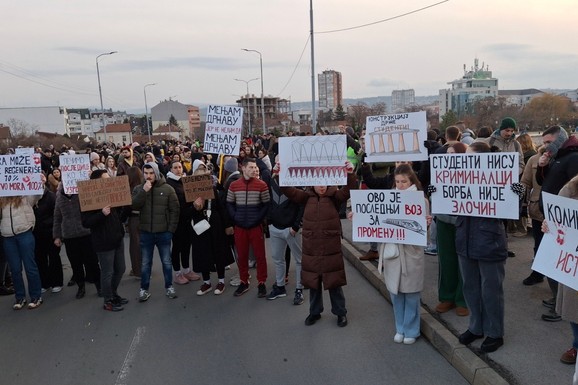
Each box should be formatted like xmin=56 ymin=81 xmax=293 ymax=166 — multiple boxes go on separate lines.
xmin=290 ymin=95 xmax=439 ymax=113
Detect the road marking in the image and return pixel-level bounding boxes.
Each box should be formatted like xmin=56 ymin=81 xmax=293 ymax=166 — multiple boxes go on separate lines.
xmin=115 ymin=326 xmax=146 ymax=385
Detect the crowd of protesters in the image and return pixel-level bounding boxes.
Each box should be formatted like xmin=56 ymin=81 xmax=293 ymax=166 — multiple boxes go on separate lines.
xmin=2 ymin=121 xmax=578 ymax=381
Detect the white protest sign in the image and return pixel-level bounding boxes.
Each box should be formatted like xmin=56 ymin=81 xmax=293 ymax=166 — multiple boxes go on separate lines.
xmin=15 ymin=147 xmax=35 ymax=156
xmin=203 ymin=105 xmax=244 ymax=155
xmin=429 ymin=153 xmax=519 ymax=219
xmin=279 ymin=135 xmax=347 ymax=187
xmin=364 ymin=111 xmax=428 ymax=163
xmin=532 ymin=192 xmax=578 ymax=291
xmin=0 ymin=153 xmax=44 ymax=196
xmin=351 ymin=190 xmax=427 ymax=246
xmin=59 ymin=154 xmax=90 ymax=194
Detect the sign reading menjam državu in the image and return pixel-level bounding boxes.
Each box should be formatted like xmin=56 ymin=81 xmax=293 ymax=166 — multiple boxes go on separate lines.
xmin=0 ymin=153 xmax=44 ymax=197
xmin=533 ymin=192 xmax=578 ymax=291
xmin=351 ymin=190 xmax=428 ymax=246
xmin=203 ymin=105 xmax=243 ymax=155
xmin=429 ymin=153 xmax=519 ymax=219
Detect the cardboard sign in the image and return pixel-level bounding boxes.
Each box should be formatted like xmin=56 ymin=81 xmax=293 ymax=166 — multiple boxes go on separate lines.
xmin=182 ymin=174 xmax=215 ymax=202
xmin=0 ymin=153 xmax=44 ymax=196
xmin=278 ymin=135 xmax=347 ymax=187
xmin=203 ymin=105 xmax=244 ymax=155
xmin=429 ymin=153 xmax=520 ymax=219
xmin=532 ymin=192 xmax=578 ymax=291
xmin=60 ymin=154 xmax=90 ymax=194
xmin=77 ymin=175 xmax=132 ymax=212
xmin=351 ymin=189 xmax=428 ymax=246
xmin=364 ymin=111 xmax=428 ymax=163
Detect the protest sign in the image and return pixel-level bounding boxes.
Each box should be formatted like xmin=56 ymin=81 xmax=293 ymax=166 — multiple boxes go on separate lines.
xmin=0 ymin=153 xmax=44 ymax=197
xmin=15 ymin=147 xmax=35 ymax=156
xmin=351 ymin=190 xmax=427 ymax=246
xmin=60 ymin=154 xmax=90 ymax=194
xmin=203 ymin=105 xmax=244 ymax=155
xmin=533 ymin=192 xmax=578 ymax=291
xmin=278 ymin=135 xmax=347 ymax=187
xmin=182 ymin=175 xmax=215 ymax=202
xmin=429 ymin=153 xmax=519 ymax=219
xmin=364 ymin=111 xmax=428 ymax=163
xmin=77 ymin=175 xmax=132 ymax=212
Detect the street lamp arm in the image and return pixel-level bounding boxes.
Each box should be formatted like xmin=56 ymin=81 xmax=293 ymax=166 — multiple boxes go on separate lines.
xmin=96 ymin=51 xmax=117 ymax=142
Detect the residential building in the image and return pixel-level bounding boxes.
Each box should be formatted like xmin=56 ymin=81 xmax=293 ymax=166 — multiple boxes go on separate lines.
xmin=439 ymin=58 xmax=498 ymax=119
xmin=66 ymin=108 xmax=93 ymax=136
xmin=318 ymin=70 xmax=343 ymax=110
xmin=94 ymin=123 xmax=132 ymax=145
xmin=90 ymin=109 xmax=128 ymax=135
xmin=0 ymin=124 xmax=12 ymax=147
xmin=0 ymin=106 xmax=67 ymax=135
xmin=151 ymin=99 xmax=189 ymax=134
xmin=499 ymin=89 xmax=544 ymax=106
xmin=153 ymin=124 xmax=182 ymax=141
xmin=235 ymin=95 xmax=290 ymax=133
xmin=391 ymin=89 xmax=415 ymax=112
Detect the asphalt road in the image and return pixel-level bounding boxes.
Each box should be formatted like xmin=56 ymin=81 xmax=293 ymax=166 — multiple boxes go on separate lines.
xmin=0 ymin=236 xmax=468 ymax=385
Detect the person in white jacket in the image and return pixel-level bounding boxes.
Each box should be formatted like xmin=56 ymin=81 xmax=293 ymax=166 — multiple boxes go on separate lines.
xmin=0 ymin=183 xmax=45 ymax=310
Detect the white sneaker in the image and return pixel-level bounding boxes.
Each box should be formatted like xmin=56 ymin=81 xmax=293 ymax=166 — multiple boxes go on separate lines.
xmin=403 ymin=337 xmax=416 ymax=345
xmin=51 ymin=286 xmax=63 ymax=293
xmin=138 ymin=289 xmax=151 ymax=302
xmin=166 ymin=286 xmax=177 ymax=299
xmin=394 ymin=333 xmax=404 ymax=343
xmin=229 ymin=276 xmax=241 ymax=287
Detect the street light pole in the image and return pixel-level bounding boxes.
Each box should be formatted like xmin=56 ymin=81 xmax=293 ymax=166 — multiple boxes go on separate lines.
xmin=242 ymin=48 xmax=266 ymax=135
xmin=144 ymin=83 xmax=156 ymax=143
xmin=96 ymin=51 xmax=117 ymax=142
xmin=310 ymin=0 xmax=317 ymax=133
xmin=235 ymin=78 xmax=259 ymax=135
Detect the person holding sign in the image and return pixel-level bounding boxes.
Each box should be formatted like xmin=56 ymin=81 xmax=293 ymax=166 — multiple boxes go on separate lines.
xmin=80 ymin=170 xmax=128 ymax=312
xmin=280 ymin=161 xmax=357 ymax=328
xmin=191 ymin=160 xmax=235 ymax=296
xmin=378 ymin=164 xmax=431 ymax=344
xmin=454 ymin=141 xmax=526 ymax=353
xmin=0 ymin=185 xmax=45 ymax=310
xmin=166 ymin=161 xmax=199 ymax=285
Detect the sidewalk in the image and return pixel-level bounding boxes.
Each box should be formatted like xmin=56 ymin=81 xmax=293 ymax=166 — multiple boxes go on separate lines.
xmin=339 ymin=218 xmax=574 ymax=385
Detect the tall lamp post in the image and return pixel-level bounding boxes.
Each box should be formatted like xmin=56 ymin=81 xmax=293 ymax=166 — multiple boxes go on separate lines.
xmin=242 ymin=48 xmax=266 ymax=134
xmin=144 ymin=83 xmax=156 ymax=143
xmin=235 ymin=77 xmax=259 ymax=135
xmin=96 ymin=51 xmax=117 ymax=142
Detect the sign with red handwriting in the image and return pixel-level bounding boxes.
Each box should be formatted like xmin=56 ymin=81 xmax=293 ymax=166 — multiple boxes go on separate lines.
xmin=533 ymin=192 xmax=578 ymax=291
xmin=429 ymin=153 xmax=519 ymax=219
xmin=351 ymin=189 xmax=428 ymax=246
xmin=0 ymin=153 xmax=43 ymax=196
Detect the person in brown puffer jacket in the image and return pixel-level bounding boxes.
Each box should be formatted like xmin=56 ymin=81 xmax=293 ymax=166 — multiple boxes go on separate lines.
xmin=281 ymin=161 xmax=357 ymax=328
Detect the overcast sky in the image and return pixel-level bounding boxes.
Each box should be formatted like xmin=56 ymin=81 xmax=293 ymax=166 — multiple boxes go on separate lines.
xmin=1 ymin=0 xmax=577 ymax=112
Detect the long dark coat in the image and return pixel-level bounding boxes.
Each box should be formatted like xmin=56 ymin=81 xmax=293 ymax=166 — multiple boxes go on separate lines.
xmin=281 ymin=173 xmax=357 ymax=290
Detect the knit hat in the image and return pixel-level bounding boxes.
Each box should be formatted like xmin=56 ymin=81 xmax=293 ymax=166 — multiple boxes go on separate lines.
xmin=131 ymin=142 xmax=140 ymax=150
xmin=224 ymin=157 xmax=238 ymax=173
xmin=545 ymin=127 xmax=569 ymax=159
xmin=90 ymin=152 xmax=100 ymax=161
xmin=499 ymin=117 xmax=516 ymax=130
xmin=192 ymin=159 xmax=205 ymax=174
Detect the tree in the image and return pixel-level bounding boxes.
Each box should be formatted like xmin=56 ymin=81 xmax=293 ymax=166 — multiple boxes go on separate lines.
xmin=334 ymin=104 xmax=346 ymax=121
xmin=6 ymin=118 xmax=38 ymax=137
xmin=522 ymin=93 xmax=574 ymax=130
xmin=169 ymin=114 xmax=179 ymax=127
xmin=439 ymin=110 xmax=458 ymax=132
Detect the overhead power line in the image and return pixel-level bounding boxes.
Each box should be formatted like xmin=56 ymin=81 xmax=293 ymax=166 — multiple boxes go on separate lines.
xmin=276 ymin=35 xmax=311 ymax=97
xmin=316 ymin=0 xmax=450 ymax=34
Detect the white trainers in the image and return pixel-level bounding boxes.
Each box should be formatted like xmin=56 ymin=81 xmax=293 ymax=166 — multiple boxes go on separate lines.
xmin=51 ymin=286 xmax=63 ymax=293
xmin=138 ymin=289 xmax=151 ymax=302
xmin=403 ymin=337 xmax=416 ymax=345
xmin=166 ymin=286 xmax=177 ymax=299
xmin=28 ymin=298 xmax=43 ymax=310
xmin=394 ymin=333 xmax=404 ymax=344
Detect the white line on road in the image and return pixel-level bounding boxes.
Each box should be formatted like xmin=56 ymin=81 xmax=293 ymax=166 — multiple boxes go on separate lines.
xmin=115 ymin=326 xmax=146 ymax=385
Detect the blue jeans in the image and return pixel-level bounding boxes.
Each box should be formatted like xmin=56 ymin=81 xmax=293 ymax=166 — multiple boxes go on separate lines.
xmin=140 ymin=231 xmax=173 ymax=290
xmin=3 ymin=230 xmax=42 ymax=300
xmin=390 ymin=291 xmax=421 ymax=338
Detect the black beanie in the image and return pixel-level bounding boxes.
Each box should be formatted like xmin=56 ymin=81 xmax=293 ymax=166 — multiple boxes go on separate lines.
xmin=499 ymin=117 xmax=516 ymax=130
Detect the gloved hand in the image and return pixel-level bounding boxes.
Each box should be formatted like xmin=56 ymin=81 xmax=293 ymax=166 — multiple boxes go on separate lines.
xmin=510 ymin=183 xmax=526 ymax=199
xmin=426 ymin=185 xmax=437 ymax=196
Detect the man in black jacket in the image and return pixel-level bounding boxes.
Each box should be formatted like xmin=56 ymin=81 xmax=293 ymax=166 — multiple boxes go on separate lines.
xmin=536 ymin=126 xmax=578 ymax=323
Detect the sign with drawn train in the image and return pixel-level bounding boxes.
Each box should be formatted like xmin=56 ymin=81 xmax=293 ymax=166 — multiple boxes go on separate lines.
xmin=278 ymin=135 xmax=347 ymax=187
xmin=350 ymin=190 xmax=428 ymax=246
xmin=364 ymin=111 xmax=428 ymax=163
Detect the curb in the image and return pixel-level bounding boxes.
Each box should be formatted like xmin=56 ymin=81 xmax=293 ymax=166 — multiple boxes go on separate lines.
xmin=341 ymin=239 xmax=509 ymax=385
